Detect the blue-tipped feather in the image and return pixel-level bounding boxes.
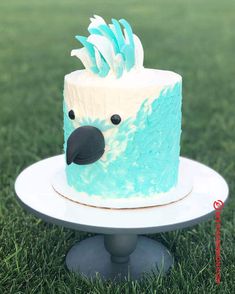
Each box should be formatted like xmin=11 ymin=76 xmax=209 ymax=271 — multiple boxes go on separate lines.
xmin=75 ymin=35 xmax=99 ymax=73
xmin=119 ymin=19 xmax=135 ymax=70
xmin=111 ymin=18 xmax=125 ymax=50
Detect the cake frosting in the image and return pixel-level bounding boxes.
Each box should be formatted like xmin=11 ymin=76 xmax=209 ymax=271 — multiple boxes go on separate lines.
xmin=63 ymin=16 xmax=182 ymax=199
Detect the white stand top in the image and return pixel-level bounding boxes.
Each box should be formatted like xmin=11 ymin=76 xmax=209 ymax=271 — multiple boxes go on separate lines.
xmin=15 ymin=155 xmax=229 ymax=234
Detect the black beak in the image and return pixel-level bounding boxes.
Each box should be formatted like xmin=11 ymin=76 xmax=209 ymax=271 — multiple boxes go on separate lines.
xmin=66 ymin=126 xmax=105 ymax=165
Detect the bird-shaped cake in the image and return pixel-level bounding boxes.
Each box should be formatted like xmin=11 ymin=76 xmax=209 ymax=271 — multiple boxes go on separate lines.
xmin=63 ymin=15 xmax=182 ymax=203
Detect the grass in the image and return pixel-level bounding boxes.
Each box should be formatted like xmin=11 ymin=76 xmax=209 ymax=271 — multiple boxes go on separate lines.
xmin=0 ymin=0 xmax=235 ymax=292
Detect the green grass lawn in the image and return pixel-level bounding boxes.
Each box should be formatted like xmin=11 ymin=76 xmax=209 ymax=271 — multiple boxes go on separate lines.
xmin=0 ymin=0 xmax=235 ymax=292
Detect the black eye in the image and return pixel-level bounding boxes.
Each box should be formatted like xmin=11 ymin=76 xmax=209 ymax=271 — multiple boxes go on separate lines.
xmin=68 ymin=110 xmax=75 ymax=120
xmin=111 ymin=114 xmax=121 ymax=125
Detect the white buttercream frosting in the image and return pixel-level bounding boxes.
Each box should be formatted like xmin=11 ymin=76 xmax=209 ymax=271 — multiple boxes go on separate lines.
xmin=64 ymin=68 xmax=181 ymax=122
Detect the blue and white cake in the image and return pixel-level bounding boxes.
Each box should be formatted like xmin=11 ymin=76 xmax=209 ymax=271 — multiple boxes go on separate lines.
xmin=63 ymin=16 xmax=182 ymax=206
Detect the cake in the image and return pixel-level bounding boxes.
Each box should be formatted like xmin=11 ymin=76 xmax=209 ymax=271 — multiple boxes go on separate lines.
xmin=62 ymin=15 xmax=183 ymax=205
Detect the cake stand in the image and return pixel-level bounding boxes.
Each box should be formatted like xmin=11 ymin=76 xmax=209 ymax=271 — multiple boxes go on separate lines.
xmin=14 ymin=155 xmax=229 ymax=281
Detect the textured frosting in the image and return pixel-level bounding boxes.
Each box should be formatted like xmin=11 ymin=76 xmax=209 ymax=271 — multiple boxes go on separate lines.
xmin=63 ymin=68 xmax=182 ymax=198
xmin=71 ymin=15 xmax=144 ymax=78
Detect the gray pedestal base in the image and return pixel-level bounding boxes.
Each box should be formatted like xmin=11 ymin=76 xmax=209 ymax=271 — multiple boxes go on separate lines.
xmin=66 ymin=235 xmax=173 ymax=281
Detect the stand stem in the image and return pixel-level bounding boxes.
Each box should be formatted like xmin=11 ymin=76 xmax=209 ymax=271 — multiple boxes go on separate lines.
xmin=104 ymin=234 xmax=138 ymax=264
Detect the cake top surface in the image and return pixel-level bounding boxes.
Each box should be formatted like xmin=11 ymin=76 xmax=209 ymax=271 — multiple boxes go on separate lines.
xmin=65 ymin=68 xmax=181 ymax=89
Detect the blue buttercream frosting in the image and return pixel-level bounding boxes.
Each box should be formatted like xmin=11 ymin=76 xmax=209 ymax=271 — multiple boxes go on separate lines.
xmin=63 ymin=82 xmax=182 ymax=198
